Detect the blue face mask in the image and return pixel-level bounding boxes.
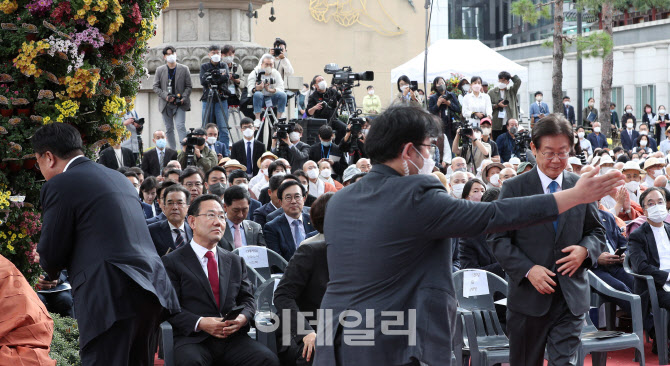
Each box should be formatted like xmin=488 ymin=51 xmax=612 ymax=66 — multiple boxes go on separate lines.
xmin=321 ymin=141 xmax=331 ymax=147
xmin=156 ymin=138 xmax=167 ymax=149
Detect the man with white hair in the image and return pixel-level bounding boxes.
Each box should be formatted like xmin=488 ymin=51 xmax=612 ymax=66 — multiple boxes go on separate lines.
xmin=247 ymin=53 xmax=287 ymax=125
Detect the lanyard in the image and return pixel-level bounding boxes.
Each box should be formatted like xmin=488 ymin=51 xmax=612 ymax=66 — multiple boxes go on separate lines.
xmin=321 ymin=144 xmax=331 ymax=159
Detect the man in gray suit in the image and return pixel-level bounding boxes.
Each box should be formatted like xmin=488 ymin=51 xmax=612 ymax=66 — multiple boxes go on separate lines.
xmin=315 ymin=107 xmax=623 ymax=366
xmin=219 ymin=185 xmax=266 ymax=251
xmin=489 ymin=114 xmax=607 ymax=366
xmin=153 ymin=45 xmax=192 ymax=150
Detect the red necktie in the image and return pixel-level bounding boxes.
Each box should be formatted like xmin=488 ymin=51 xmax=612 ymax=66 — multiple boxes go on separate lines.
xmin=204 ymin=251 xmax=220 ymax=307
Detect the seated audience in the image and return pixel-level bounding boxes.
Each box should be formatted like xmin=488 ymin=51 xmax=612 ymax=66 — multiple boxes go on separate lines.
xmin=180 ymin=167 xmax=205 ymax=201
xmin=228 ymin=169 xmax=262 ymax=220
xmin=149 ymin=184 xmax=193 ymax=256
xmin=265 ymin=181 xmax=316 ymax=261
xmin=253 ymin=175 xmax=285 ymax=227
xmin=36 ymin=270 xmax=74 ymax=318
xmin=141 ymin=176 xmax=161 ymax=219
xmin=219 ymin=185 xmax=266 ymax=251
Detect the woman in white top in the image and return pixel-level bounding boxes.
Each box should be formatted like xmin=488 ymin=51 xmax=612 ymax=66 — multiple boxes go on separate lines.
xmin=576 ymin=126 xmax=593 ymax=156
xmin=457 ymin=79 xmax=470 ymax=106
xmin=462 ymin=76 xmax=492 ymax=129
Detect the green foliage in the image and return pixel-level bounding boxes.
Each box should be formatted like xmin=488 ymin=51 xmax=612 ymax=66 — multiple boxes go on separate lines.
xmin=577 ymin=31 xmax=614 ymax=57
xmin=511 ymin=0 xmax=552 ymax=25
xmin=449 ymin=26 xmax=472 ymax=39
xmin=49 ymin=313 xmax=81 ymax=366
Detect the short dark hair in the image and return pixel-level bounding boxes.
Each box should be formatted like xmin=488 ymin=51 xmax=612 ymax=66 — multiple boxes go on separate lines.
xmin=367 ymin=85 xmax=374 ymax=90
xmin=180 ymin=167 xmax=204 ymax=183
xmin=163 ymin=184 xmax=191 ymax=204
xmin=273 ymin=38 xmax=287 ymax=48
xmin=240 ymin=117 xmax=254 ymax=128
xmin=563 ymin=96 xmax=571 ymax=100
xmin=639 ymin=187 xmax=666 ymax=209
xmin=162 ymin=45 xmax=176 ymax=55
xmin=269 ymin=161 xmax=287 ymax=176
xmin=588 ymin=97 xmax=595 ymax=103
xmin=205 ymin=123 xmax=218 ymax=131
xmin=364 ymin=106 xmax=441 ymax=164
xmin=140 ymin=176 xmax=159 ymax=195
xmin=293 ymin=124 xmax=303 ymax=133
xmin=531 ymin=113 xmax=574 ymax=150
xmin=129 ymin=167 xmax=143 ymax=177
xmin=397 ymin=75 xmax=411 ymax=92
xmin=117 ymin=166 xmax=130 ymax=174
xmin=187 ymin=194 xmax=223 ymax=217
xmin=208 ymin=44 xmax=220 ymax=52
xmin=470 ymin=76 xmax=482 ymax=84
xmin=223 ymin=185 xmax=251 ymax=206
xmin=292 ymin=169 xmax=308 ymax=182
xmin=310 ymin=192 xmax=334 ymax=233
xmin=32 ymin=123 xmax=84 ymax=159
xmin=462 ymin=178 xmax=486 ymax=200
xmin=227 ymin=169 xmax=247 ymax=183
xmin=318 ymin=125 xmax=333 ymax=140
xmin=222 ymin=44 xmax=235 ymax=55
xmin=277 ymin=180 xmax=306 ymax=200
xmin=268 ymin=174 xmax=286 ymax=191
xmin=205 ymin=166 xmax=226 ymax=182
xmin=534 ymin=91 xmax=543 ymax=97
xmin=482 ymin=187 xmax=501 ymax=202
xmin=158 ymin=180 xmax=178 ymax=201
xmin=498 ymin=71 xmax=511 ymax=81
xmin=350 ymin=172 xmax=367 ymax=183
xmin=124 ymin=171 xmax=139 ymax=181
xmin=163 ymin=168 xmax=182 ymax=178
xmin=610 ymin=103 xmax=616 ymax=108
xmin=613 ymin=146 xmax=624 ymax=154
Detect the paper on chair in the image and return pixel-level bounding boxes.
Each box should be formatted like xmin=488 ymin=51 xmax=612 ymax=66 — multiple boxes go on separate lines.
xmin=463 ymin=270 xmax=490 ymax=298
xmin=237 ymin=246 xmax=269 ymax=269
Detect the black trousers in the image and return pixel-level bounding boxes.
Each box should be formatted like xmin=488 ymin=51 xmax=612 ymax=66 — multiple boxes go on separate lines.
xmin=278 ymin=337 xmax=313 ymax=366
xmin=175 ymin=333 xmax=280 ymax=366
xmin=38 ymin=290 xmax=75 ymax=317
xmin=507 ymin=291 xmax=584 ymax=366
xmin=80 ymin=289 xmax=163 ymax=366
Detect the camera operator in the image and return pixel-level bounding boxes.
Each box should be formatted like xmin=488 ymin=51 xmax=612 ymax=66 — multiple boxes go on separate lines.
xmin=120 ymin=109 xmax=142 ymax=164
xmin=272 ymin=123 xmax=310 ymax=172
xmin=177 ymin=128 xmax=218 ymax=172
xmin=495 ymin=119 xmax=520 ymax=163
xmin=222 ymin=44 xmax=243 ymax=104
xmin=429 ymin=76 xmax=461 ymax=146
xmin=153 ymin=45 xmax=192 ymax=150
xmin=489 ymin=72 xmax=521 ymax=141
xmin=452 ymin=123 xmax=493 ymax=173
xmin=392 ymin=75 xmax=421 ymax=107
xmin=200 ymin=45 xmax=231 ymax=157
xmin=270 ymin=38 xmax=294 ymax=85
xmin=247 ymin=54 xmax=287 ymax=125
xmin=306 ymin=75 xmax=347 ymax=144
xmin=339 ymin=120 xmax=368 ymax=166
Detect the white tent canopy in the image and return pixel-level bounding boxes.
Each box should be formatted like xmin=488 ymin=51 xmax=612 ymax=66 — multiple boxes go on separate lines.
xmin=390 ymin=39 xmax=528 ymax=85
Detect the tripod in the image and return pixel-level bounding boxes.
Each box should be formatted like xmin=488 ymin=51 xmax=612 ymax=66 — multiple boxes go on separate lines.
xmin=255 ymin=103 xmax=279 ymax=150
xmin=201 ymin=86 xmax=232 ymax=140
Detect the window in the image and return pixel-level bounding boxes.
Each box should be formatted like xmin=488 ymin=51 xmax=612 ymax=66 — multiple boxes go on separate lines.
xmin=636 ymin=85 xmax=656 ymax=117
xmin=611 ymin=87 xmax=623 ymax=116
xmin=582 ymin=89 xmax=594 ymax=108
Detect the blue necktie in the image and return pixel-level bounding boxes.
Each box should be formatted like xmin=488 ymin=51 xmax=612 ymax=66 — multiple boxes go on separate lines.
xmin=292 ymin=220 xmax=305 ymax=248
xmin=246 ymin=141 xmax=253 ymax=173
xmin=548 ymin=181 xmax=559 ymax=232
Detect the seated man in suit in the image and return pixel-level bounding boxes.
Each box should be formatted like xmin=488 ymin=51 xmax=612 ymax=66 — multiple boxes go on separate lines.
xmin=204 ymin=166 xmax=227 ymax=195
xmin=162 ymin=194 xmax=279 ymax=366
xmin=228 ymin=169 xmax=261 ymax=220
xmin=621 ymin=118 xmax=640 ymax=152
xmin=219 ymin=185 xmax=266 ymax=251
xmin=162 ymin=167 xmax=182 ymax=183
xmin=141 ymin=177 xmax=162 ymax=219
xmin=142 ymin=130 xmax=178 ymax=178
xmin=264 ymin=175 xmax=311 ymax=226
xmin=253 ymin=174 xmax=284 ymax=227
xmin=586 ymin=122 xmax=608 ymax=150
xmin=180 ymin=166 xmax=205 ymax=201
xmin=205 ymin=123 xmax=227 ymax=160
xmin=265 ymin=180 xmax=315 ymax=262
xmin=230 ymin=117 xmax=267 ymax=177
xmin=98 ymin=143 xmax=136 ymax=169
xmin=149 ymin=185 xmax=193 ymax=256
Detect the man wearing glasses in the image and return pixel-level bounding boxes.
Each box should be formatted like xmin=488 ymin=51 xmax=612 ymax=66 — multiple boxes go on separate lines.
xmin=149 ymin=185 xmax=193 ymax=256
xmin=264 ymin=180 xmax=316 ymax=262
xmin=180 ymin=166 xmax=205 ymax=201
xmin=489 ymin=114 xmax=607 ymax=366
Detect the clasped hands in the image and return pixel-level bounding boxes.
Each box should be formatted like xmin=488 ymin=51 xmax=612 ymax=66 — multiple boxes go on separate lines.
xmin=527 ymin=245 xmax=588 ymax=295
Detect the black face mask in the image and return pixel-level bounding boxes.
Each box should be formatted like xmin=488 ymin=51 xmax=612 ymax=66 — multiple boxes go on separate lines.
xmin=437 ymin=85 xmax=446 ymax=93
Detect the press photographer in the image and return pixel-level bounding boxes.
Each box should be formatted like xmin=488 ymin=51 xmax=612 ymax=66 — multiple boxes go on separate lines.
xmin=339 ymin=117 xmax=368 ymax=165
xmin=270 ymin=119 xmax=297 ymax=160
xmin=306 ymin=75 xmax=345 ymax=142
xmin=272 ymin=123 xmax=310 ymax=172
xmin=120 ymin=109 xmax=144 ymax=164
xmin=495 ymin=119 xmax=520 ymax=163
xmin=451 ymin=121 xmax=493 ymax=173
xmin=270 ymin=38 xmax=294 ymax=85
xmin=222 ymin=44 xmax=243 ymax=105
xmin=177 ymin=128 xmax=218 ymax=171
xmin=247 ymin=54 xmax=287 ymax=126
xmin=153 ymin=45 xmax=192 ymax=150
xmin=428 ymin=76 xmax=461 ymax=145
xmin=200 ymin=45 xmax=231 ymax=157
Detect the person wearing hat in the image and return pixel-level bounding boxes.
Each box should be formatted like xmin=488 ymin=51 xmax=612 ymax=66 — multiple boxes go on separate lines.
xmin=568 ymin=156 xmax=583 ymax=175
xmin=177 ymin=128 xmax=218 ymax=172
xmin=598 ymin=155 xmax=619 ymax=210
xmin=508 ymin=156 xmax=521 ymax=171
xmin=479 ymin=117 xmax=500 ymax=162
xmin=248 ymin=151 xmax=278 ymax=194
xmin=223 ymin=159 xmax=247 ymax=176
xmin=643 ymin=157 xmax=666 ymax=189
xmin=516 ymin=161 xmax=533 ymax=175
xmin=482 ymin=162 xmax=505 ymax=189
xmin=342 ymin=165 xmax=361 ymax=187
xmin=452 ymin=123 xmax=494 ymax=173
xmin=218 ymin=156 xmax=230 ymax=167
xmin=230 ymin=117 xmax=267 ymax=177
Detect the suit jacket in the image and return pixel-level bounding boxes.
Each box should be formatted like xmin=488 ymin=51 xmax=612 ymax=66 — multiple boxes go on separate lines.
xmin=247 ymin=198 xmax=261 ymax=221
xmin=308 ymin=143 xmax=346 ymax=178
xmin=153 ymin=63 xmax=192 ymax=112
xmin=648 ymin=136 xmax=659 ymax=152
xmin=315 ymin=164 xmax=562 ymax=366
xmin=253 ymin=201 xmax=279 ymax=228
xmin=621 ymin=129 xmax=640 ymax=151
xmin=529 ymin=101 xmax=550 ymax=122
xmin=598 ymin=209 xmax=627 ymax=254
xmin=265 ymin=206 xmax=310 ymax=228
xmin=218 ymin=220 xmax=266 ymax=252
xmin=141 ymin=147 xmax=178 ymax=178
xmin=562 ymin=105 xmax=576 ymax=125
xmin=628 ymin=221 xmax=670 ymax=314
xmin=459 ymin=234 xmax=505 ymax=278
xmin=274 ymin=240 xmax=329 ymax=341
xmin=489 ymin=166 xmax=606 ymax=317
xmin=488 ymin=74 xmax=521 ymax=130
xmin=37 ymin=157 xmax=179 ymax=347
xmin=97 ymin=146 xmax=136 ymax=169
xmin=206 ymin=141 xmax=226 ymax=157
xmin=275 ymin=141 xmax=310 ymax=173
xmin=162 ymin=244 xmax=255 ymax=349
xmin=147 ymin=212 xmax=167 ymax=225
xmin=229 ymin=139 xmax=266 ymax=176
xmin=264 ymin=213 xmax=315 ymax=262
xmin=142 ymin=201 xmax=162 ymax=219
xmin=587 ymin=132 xmax=608 ymax=149
xmin=148 ymin=220 xmax=194 ymax=256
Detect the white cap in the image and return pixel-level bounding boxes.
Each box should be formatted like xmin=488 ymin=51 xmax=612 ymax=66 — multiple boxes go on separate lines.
xmin=509 ymin=157 xmax=521 ymax=165
xmin=599 ymin=155 xmax=614 ymax=166
xmin=568 ymin=157 xmax=582 ymax=166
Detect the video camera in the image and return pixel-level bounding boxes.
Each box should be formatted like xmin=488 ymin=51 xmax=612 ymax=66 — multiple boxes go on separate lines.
xmin=230 ymin=63 xmax=240 ymax=80
xmin=134 ymin=117 xmax=145 ymax=135
xmin=455 ymin=120 xmax=473 ymax=139
xmin=514 ymin=129 xmax=532 ymax=161
xmin=274 ymin=119 xmax=297 ymax=159
xmin=203 ymin=68 xmax=230 ymax=98
xmin=182 ymin=128 xmax=206 ymax=167
xmin=324 ymin=64 xmax=374 ymax=87
xmin=256 ymin=70 xmax=275 ymax=86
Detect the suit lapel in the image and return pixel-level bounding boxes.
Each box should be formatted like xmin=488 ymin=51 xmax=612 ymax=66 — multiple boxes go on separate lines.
xmin=278 ymin=215 xmax=294 ymax=250
xmin=302 ymin=213 xmax=313 ymax=233
xmin=243 ymin=221 xmax=254 ymax=245
xmin=180 ymin=245 xmax=218 ymax=306
xmin=222 ymin=225 xmax=234 ymax=249
xmin=646 ymin=224 xmax=661 ymax=267
xmin=216 ymin=247 xmax=232 ymax=312
xmin=556 ymin=173 xmax=576 ymax=239
xmin=184 ymin=224 xmax=193 ymax=243
xmin=161 ymin=221 xmax=177 ymax=248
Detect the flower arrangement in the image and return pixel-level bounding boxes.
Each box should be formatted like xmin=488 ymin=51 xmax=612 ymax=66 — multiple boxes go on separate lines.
xmin=0 ymin=0 xmax=166 ymax=281
xmin=446 ymin=72 xmax=466 ymax=94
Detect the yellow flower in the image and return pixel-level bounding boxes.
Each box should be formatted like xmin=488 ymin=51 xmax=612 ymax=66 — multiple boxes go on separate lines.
xmin=6 ymin=244 xmax=14 ymax=251
xmin=87 ymin=15 xmax=97 ymax=25
xmin=0 ymin=0 xmax=18 ymax=14
xmin=43 ymin=116 xmax=52 ymax=124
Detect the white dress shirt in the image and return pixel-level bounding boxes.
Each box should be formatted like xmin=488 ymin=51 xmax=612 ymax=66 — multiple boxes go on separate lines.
xmin=190 ymin=239 xmax=219 ymax=332
xmin=168 ymin=221 xmax=186 ymax=244
xmin=308 ymin=179 xmax=326 ymax=198
xmin=63 ymin=155 xmax=85 ymax=172
xmin=462 ymin=92 xmax=493 ymax=127
xmin=538 ymin=168 xmax=563 ymax=194
xmin=650 ymin=225 xmax=670 ymax=279
xmin=113 ymin=148 xmax=124 ymax=167
xmin=285 ymin=213 xmax=306 ymax=247
xmin=579 ymin=138 xmax=593 ymax=156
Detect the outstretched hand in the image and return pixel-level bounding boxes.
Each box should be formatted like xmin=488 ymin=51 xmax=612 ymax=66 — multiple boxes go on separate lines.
xmin=573 ymin=166 xmax=624 ymax=204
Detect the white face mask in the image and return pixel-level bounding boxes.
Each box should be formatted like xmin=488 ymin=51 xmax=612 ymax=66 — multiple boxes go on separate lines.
xmin=640 ymin=140 xmax=648 ymax=147
xmin=536 ymin=96 xmax=543 ymax=102
xmin=601 ymin=167 xmax=613 ymax=175
xmin=474 ymin=132 xmax=482 ymax=140
xmin=627 ymin=123 xmax=633 ymax=129
xmin=647 ymin=204 xmax=668 ymax=223
xmin=589 ymin=102 xmax=594 ymax=107
xmin=640 ymin=130 xmax=648 ymax=136
xmin=210 ymin=54 xmax=221 ymax=63
xmin=407 ymin=146 xmax=435 ymax=176
xmin=320 ymin=169 xmax=331 ymax=178
xmin=498 ymin=82 xmax=507 ymax=89
xmin=368 ymin=90 xmax=374 ymax=95
xmin=222 ymin=56 xmax=233 ymax=64
xmin=166 ymin=54 xmax=177 ymax=63
xmin=400 ymin=85 xmax=409 ymax=91
xmin=243 ymin=128 xmax=255 ymax=138
xmin=594 ymin=127 xmax=601 ymax=133
xmin=318 ymin=80 xmax=327 ymax=91
xmin=578 ymin=132 xmax=585 ymax=138
xmin=451 ymin=183 xmax=465 ymax=198
xmin=489 ymin=173 xmax=500 ymax=185
xmin=660 ymin=110 xmax=667 ymax=115
xmin=653 ymin=169 xmax=663 ymax=177
xmin=481 ymin=128 xmax=491 ymax=136
xmin=462 ymin=84 xmax=471 ymax=92
xmin=307 ymin=168 xmax=319 ymax=180
xmin=206 ymin=136 xmax=217 ymax=145
xmin=289 ymin=132 xmax=300 ymax=142
xmin=264 ymin=67 xmax=273 ymax=75
xmin=261 ymin=168 xmax=268 ymax=177
xmin=625 ymin=180 xmax=639 ymax=193
xmin=626 ymin=109 xmax=633 ymax=113
xmin=564 ymin=101 xmax=571 ymax=106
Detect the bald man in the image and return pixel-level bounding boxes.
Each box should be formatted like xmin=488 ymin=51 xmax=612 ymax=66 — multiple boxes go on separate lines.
xmin=499 ymin=168 xmax=517 ymax=185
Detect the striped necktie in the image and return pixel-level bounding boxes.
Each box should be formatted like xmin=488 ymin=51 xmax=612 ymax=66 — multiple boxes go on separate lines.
xmin=173 ymin=228 xmax=185 ymax=248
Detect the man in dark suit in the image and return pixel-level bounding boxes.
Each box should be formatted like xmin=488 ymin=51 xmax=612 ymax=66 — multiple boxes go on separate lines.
xmin=265 ymin=181 xmax=315 ymax=262
xmin=253 ymin=175 xmax=285 ymax=227
xmin=218 ymin=185 xmax=266 ymax=251
xmin=314 ymin=107 xmax=622 ymax=366
xmin=33 ymin=123 xmax=179 ymax=366
xmin=142 ymin=130 xmax=178 ymax=177
xmin=561 ymin=96 xmax=576 ymax=125
xmin=459 ymin=235 xmax=504 ymax=278
xmin=621 ymin=121 xmax=640 ymax=151
xmin=149 ymin=185 xmax=193 ymax=256
xmin=98 ymin=144 xmax=136 ymax=169
xmin=205 ymin=123 xmax=228 ymax=159
xmin=489 ymin=114 xmax=607 ymax=366
xmin=230 ymin=117 xmax=266 ymax=176
xmin=277 ymin=123 xmax=311 ymax=173
xmin=587 ymin=122 xmax=608 ymax=149
xmin=162 ymin=194 xmax=279 ymax=366
xmin=308 ymin=125 xmax=344 ymax=173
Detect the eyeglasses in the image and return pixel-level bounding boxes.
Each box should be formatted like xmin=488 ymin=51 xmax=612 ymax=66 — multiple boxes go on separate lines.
xmin=283 ymin=194 xmax=303 ymax=202
xmin=418 ymin=143 xmax=438 ymax=157
xmin=195 ymin=213 xmax=226 ymax=222
xmin=539 ymin=151 xmax=570 ymax=160
xmin=184 ymin=182 xmax=203 ymax=188
xmin=166 ymin=201 xmax=187 ymax=207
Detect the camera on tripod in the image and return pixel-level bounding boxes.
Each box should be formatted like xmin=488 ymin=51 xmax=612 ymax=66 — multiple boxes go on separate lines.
xmin=324 ymin=64 xmax=374 ymax=87
xmin=273 ymin=119 xmax=297 ymax=159
xmin=203 ymin=68 xmax=230 ymax=98
xmin=182 ymin=128 xmax=206 ymax=167
xmin=256 ymin=70 xmax=275 ymax=86
xmin=514 ymin=129 xmax=532 ymax=161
